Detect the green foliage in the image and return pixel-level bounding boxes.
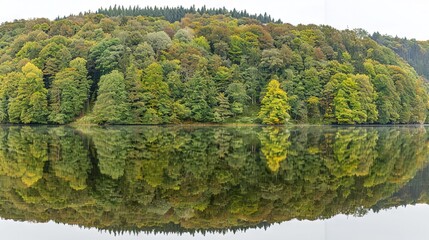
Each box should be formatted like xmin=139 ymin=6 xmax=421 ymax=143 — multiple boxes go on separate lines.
xmin=0 ymin=72 xmax=22 ymax=122
xmin=145 ymin=31 xmax=172 ymax=54
xmin=8 ymin=63 xmax=48 ymax=123
xmin=213 ymin=93 xmax=232 ymax=122
xmin=49 ymin=58 xmax=90 ymax=124
xmin=0 ymin=8 xmax=427 ymax=125
xmin=92 ymin=70 xmax=129 ymax=124
xmin=141 ymin=62 xmax=173 ymax=123
xmin=88 ymin=38 xmax=128 ymax=76
xmin=184 ymin=69 xmax=217 ymax=122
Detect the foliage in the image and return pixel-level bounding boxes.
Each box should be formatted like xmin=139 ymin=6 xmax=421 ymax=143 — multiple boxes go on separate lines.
xmin=0 ymin=7 xmax=427 ymax=124
xmin=8 ymin=63 xmax=48 ymax=123
xmin=258 ymin=80 xmax=290 ymax=124
xmin=92 ymin=70 xmax=129 ymax=124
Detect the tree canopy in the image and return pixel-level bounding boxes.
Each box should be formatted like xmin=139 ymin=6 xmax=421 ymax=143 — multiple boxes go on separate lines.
xmin=0 ymin=6 xmax=428 ymax=124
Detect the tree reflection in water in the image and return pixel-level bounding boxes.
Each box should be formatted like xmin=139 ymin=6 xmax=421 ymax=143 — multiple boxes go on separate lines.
xmin=0 ymin=126 xmax=428 ymax=235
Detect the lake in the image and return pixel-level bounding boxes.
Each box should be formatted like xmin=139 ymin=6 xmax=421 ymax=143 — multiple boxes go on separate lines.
xmin=0 ymin=125 xmax=429 ymax=239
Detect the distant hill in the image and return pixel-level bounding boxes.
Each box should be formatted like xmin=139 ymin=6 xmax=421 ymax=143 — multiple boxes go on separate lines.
xmin=371 ymin=32 xmax=429 ymax=80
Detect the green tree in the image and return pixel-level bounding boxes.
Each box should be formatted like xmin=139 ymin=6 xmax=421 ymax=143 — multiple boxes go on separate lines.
xmin=88 ymin=38 xmax=128 ymax=76
xmin=124 ymin=64 xmax=145 ymax=123
xmin=333 ymin=76 xmax=366 ymax=124
xmin=8 ymin=63 xmax=48 ymax=123
xmin=184 ymin=69 xmax=217 ymax=122
xmin=92 ymin=70 xmax=129 ymax=124
xmin=141 ymin=62 xmax=173 ymax=123
xmin=145 ymin=31 xmax=172 ymax=55
xmin=213 ymin=93 xmax=232 ymax=122
xmin=49 ymin=58 xmax=89 ymax=123
xmin=0 ymin=72 xmax=22 ymax=122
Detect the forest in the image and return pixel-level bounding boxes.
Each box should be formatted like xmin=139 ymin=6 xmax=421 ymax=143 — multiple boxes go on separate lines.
xmin=0 ymin=126 xmax=428 ymax=234
xmin=0 ymin=6 xmax=429 ymax=124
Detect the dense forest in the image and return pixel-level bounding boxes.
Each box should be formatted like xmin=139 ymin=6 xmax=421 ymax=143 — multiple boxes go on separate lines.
xmin=372 ymin=33 xmax=429 ymax=80
xmin=0 ymin=126 xmax=428 ymax=234
xmin=0 ymin=6 xmax=429 ymax=124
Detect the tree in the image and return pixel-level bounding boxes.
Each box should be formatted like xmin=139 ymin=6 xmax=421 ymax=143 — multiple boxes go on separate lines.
xmin=372 ymin=74 xmax=401 ymax=124
xmin=145 ymin=31 xmax=172 ymax=54
xmin=34 ymin=42 xmax=72 ymax=86
xmin=258 ymin=80 xmax=291 ymax=124
xmin=226 ymin=81 xmax=249 ymax=106
xmin=124 ymin=64 xmax=145 ymax=123
xmin=0 ymin=72 xmax=22 ymax=122
xmin=174 ymin=28 xmax=193 ymax=43
xmin=92 ymin=70 xmax=129 ymax=124
xmin=134 ymin=42 xmax=155 ymax=69
xmin=333 ymin=76 xmax=368 ymax=124
xmin=88 ymin=38 xmax=128 ymax=77
xmin=354 ymin=74 xmax=378 ymax=123
xmin=8 ymin=63 xmax=48 ymax=123
xmin=213 ymin=93 xmax=232 ymax=122
xmin=49 ymin=58 xmax=90 ymax=124
xmin=184 ymin=69 xmax=217 ymax=122
xmin=260 ymin=48 xmax=283 ymax=75
xmin=141 ymin=62 xmax=173 ymax=123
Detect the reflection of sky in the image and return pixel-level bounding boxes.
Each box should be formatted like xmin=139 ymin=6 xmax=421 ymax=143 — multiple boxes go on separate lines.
xmin=1 ymin=204 xmax=428 ymax=240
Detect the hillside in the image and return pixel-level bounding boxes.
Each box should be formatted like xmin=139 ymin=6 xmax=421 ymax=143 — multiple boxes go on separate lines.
xmin=372 ymin=32 xmax=429 ymax=80
xmin=0 ymin=6 xmax=428 ymax=124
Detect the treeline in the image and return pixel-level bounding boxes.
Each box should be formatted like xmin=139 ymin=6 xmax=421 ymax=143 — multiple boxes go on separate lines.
xmin=0 ymin=126 xmax=428 ymax=233
xmin=95 ymin=5 xmax=281 ymax=24
xmin=0 ymin=8 xmax=428 ymax=125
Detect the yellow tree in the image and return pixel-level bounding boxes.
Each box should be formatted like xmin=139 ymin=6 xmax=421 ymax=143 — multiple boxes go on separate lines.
xmin=258 ymin=79 xmax=291 ymax=124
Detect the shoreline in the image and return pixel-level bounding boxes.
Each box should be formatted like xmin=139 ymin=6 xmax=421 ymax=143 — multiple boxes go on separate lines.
xmin=0 ymin=122 xmax=426 ymax=128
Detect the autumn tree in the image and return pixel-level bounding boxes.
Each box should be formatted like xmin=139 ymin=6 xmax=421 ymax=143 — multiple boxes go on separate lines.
xmin=258 ymin=80 xmax=291 ymax=124
xmin=8 ymin=63 xmax=49 ymax=123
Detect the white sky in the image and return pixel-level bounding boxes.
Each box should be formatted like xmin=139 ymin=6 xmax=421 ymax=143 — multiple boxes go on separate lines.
xmin=1 ymin=205 xmax=429 ymax=240
xmin=0 ymin=0 xmax=428 ymax=40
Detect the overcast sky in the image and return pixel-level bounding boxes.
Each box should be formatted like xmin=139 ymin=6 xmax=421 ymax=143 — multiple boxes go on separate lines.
xmin=1 ymin=205 xmax=429 ymax=240
xmin=0 ymin=0 xmax=428 ymax=40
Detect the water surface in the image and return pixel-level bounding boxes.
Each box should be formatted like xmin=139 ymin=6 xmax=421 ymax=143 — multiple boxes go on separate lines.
xmin=0 ymin=125 xmax=428 ymax=239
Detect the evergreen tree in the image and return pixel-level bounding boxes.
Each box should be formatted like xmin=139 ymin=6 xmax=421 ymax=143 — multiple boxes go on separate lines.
xmin=184 ymin=69 xmax=217 ymax=122
xmin=213 ymin=93 xmax=232 ymax=122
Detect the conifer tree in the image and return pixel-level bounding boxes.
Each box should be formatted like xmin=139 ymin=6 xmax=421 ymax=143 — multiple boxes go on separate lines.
xmin=213 ymin=93 xmax=232 ymax=122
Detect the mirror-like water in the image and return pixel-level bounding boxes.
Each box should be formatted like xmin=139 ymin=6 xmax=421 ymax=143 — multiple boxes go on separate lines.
xmin=0 ymin=126 xmax=428 ymax=239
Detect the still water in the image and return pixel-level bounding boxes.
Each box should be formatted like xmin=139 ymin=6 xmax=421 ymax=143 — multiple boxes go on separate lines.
xmin=0 ymin=125 xmax=429 ymax=239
